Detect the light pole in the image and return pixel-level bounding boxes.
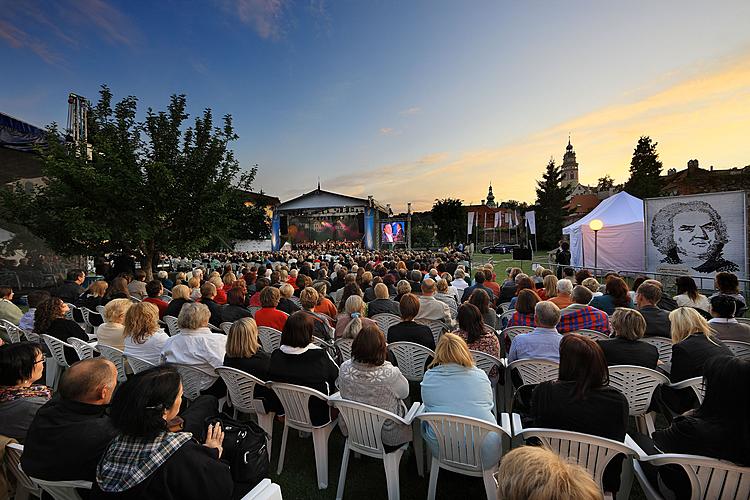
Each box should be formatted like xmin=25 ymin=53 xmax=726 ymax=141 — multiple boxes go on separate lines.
xmin=589 ymin=219 xmax=603 ymax=276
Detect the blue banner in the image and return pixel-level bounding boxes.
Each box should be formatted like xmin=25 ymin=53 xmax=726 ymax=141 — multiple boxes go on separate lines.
xmin=364 ymin=207 xmax=375 ymax=250
xmin=271 ymin=212 xmax=281 ymax=251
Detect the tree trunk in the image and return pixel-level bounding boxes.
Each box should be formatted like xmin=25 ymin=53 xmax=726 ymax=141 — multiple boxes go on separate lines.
xmin=142 ymin=240 xmax=156 ymax=281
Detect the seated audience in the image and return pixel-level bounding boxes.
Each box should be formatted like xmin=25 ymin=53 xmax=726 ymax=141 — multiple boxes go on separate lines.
xmin=157 ymin=270 xmax=174 ymax=291
xmin=435 ymin=279 xmax=458 ymax=317
xmin=708 ymin=295 xmax=750 ymax=342
xmin=581 ymin=277 xmax=602 ymax=298
xmin=547 ymin=279 xmax=573 ymax=309
xmin=537 ymin=274 xmax=557 ymax=302
xmin=451 ymin=269 xmax=469 ymax=293
xmin=223 ymin=317 xmax=271 ymax=396
xmin=197 ymin=282 xmax=224 ymax=328
xmin=123 ymin=302 xmax=170 ymax=366
xmin=21 ymin=358 xmax=118 ymax=484
xmin=636 ymin=281 xmax=671 ymax=338
xmin=93 ymin=365 xmax=234 ymax=499
xmin=96 ymin=299 xmax=132 ymax=350
xmin=530 ymin=334 xmax=628 ymax=493
xmin=0 ymin=342 xmax=51 ymax=441
xmin=508 ymin=275 xmax=535 ymax=310
xmin=142 ymin=280 xmax=169 ymax=319
xmin=394 ymin=279 xmax=412 ymax=304
xmin=103 ymin=277 xmax=130 ymax=305
xmin=598 ymin=308 xmax=658 ymax=368
xmin=268 ymin=312 xmax=339 ymax=426
xmin=297 ymin=287 xmax=334 ymax=341
xmin=461 ymin=271 xmax=495 ymax=303
xmin=221 ymin=287 xmax=253 ymax=324
xmin=387 ymin=294 xmax=435 ymax=349
xmin=454 ymin=303 xmax=501 ymax=380
xmin=248 ymin=278 xmax=268 ymax=307
xmin=416 ymin=278 xmax=451 ymax=325
xmin=469 ymin=288 xmax=497 ymax=330
xmin=508 ymin=301 xmax=563 ymax=363
xmin=558 ymin=285 xmax=610 ymax=334
xmin=19 ymin=290 xmax=50 ymax=332
xmin=163 ymin=284 xmax=193 ymax=321
xmin=710 ymin=272 xmax=747 ymax=316
xmin=335 ymin=295 xmax=375 ymax=339
xmin=590 ymin=276 xmax=633 ymax=316
xmin=54 ymin=269 xmax=86 ymax=304
xmin=187 ymin=276 xmax=202 ymax=300
xmin=506 ymin=289 xmax=538 ymax=328
xmin=499 ymin=268 xmax=522 ymax=302
xmin=674 ymin=276 xmax=710 ymax=312
xmin=254 ymin=286 xmax=289 ymax=332
xmin=367 ymin=283 xmax=400 ymax=317
xmin=34 ymin=297 xmax=89 ymax=364
xmin=0 ymin=286 xmax=22 ymax=327
xmin=312 ymin=281 xmax=337 ymax=319
xmin=208 ymin=275 xmax=227 ymax=305
xmin=482 ymin=268 xmax=501 ymax=301
xmin=77 ymin=281 xmax=109 ymax=311
xmin=337 ymin=323 xmax=412 ymax=448
xmin=277 ymin=283 xmax=301 ymax=315
xmin=496 ymin=446 xmax=603 ymax=500
xmin=161 ymin=303 xmax=227 ymax=397
xmin=127 ymin=270 xmax=148 ymax=300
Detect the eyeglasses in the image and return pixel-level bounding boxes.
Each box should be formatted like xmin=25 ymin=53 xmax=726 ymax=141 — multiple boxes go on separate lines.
xmin=34 ymin=358 xmax=46 ymax=365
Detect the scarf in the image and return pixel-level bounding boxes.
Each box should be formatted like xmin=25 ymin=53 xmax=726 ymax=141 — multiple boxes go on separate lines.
xmin=0 ymin=385 xmax=51 ymax=403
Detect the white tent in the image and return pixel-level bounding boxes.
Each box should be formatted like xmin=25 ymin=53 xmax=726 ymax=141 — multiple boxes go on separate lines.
xmin=563 ymin=191 xmax=645 ymax=272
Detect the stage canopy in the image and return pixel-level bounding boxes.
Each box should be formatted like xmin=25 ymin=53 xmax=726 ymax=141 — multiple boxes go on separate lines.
xmin=563 ymin=191 xmax=645 ymax=272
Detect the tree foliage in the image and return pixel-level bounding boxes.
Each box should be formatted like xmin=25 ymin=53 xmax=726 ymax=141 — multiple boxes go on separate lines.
xmin=431 ymin=198 xmax=466 ymax=245
xmin=534 ymin=157 xmax=572 ymax=249
xmin=596 ymin=174 xmax=615 ymax=192
xmin=624 ymin=136 xmax=663 ymax=199
xmin=1 ymin=85 xmax=265 ymax=279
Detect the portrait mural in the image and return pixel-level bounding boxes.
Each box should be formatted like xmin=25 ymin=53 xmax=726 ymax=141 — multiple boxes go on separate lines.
xmin=645 ymin=191 xmax=747 ymax=280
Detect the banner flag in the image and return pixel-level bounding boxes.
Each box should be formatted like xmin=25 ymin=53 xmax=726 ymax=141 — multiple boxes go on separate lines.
xmin=526 ymin=210 xmax=537 ymax=234
xmin=467 ymin=212 xmax=475 ymax=235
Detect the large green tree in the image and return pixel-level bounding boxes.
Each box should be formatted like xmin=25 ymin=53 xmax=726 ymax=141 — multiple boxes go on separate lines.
xmin=431 ymin=198 xmax=467 ymax=245
xmin=1 ymin=85 xmax=263 ymax=279
xmin=534 ymin=157 xmax=572 ymax=249
xmin=624 ymin=136 xmax=663 ymax=199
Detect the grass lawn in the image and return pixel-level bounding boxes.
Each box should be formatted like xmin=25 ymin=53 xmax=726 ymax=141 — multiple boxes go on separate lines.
xmin=471 ymin=250 xmax=552 ymax=280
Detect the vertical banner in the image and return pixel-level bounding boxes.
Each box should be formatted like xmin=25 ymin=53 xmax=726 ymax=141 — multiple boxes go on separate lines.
xmin=494 ymin=212 xmax=501 ymax=228
xmin=526 ymin=210 xmax=537 ymax=234
xmin=271 ymin=212 xmax=281 ymax=251
xmin=467 ymin=212 xmax=475 ymax=235
xmin=364 ymin=207 xmax=375 ymax=250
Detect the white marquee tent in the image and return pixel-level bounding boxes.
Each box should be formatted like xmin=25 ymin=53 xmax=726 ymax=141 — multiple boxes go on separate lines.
xmin=563 ymin=191 xmax=645 ymax=272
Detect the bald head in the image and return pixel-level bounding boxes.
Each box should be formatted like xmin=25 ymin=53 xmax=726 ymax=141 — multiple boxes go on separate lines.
xmin=59 ymin=358 xmax=117 ymax=404
xmin=421 ymin=278 xmax=436 ymax=295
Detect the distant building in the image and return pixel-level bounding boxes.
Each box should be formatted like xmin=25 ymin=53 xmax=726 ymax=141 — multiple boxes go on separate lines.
xmin=661 ymin=159 xmax=750 ymax=196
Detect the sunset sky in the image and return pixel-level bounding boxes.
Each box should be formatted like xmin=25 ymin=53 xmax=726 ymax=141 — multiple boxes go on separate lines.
xmin=2 ymin=0 xmax=749 ymax=211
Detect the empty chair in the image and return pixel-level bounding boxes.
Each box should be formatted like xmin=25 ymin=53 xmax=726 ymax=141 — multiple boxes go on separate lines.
xmin=123 ymin=354 xmax=157 ymax=374
xmin=257 ymin=326 xmax=282 ymax=353
xmin=42 ymin=334 xmax=75 ymax=389
xmin=330 ymin=396 xmax=421 ymax=500
xmin=386 ymin=342 xmax=434 ymax=382
xmin=608 ymin=365 xmax=669 ymax=435
xmin=6 ymin=443 xmax=42 ymax=500
xmin=372 ymin=313 xmax=401 ymax=335
xmin=240 ymin=478 xmax=283 ymax=500
xmin=96 ymin=345 xmax=128 ymax=383
xmin=639 ymin=336 xmax=673 ymax=364
xmin=470 ymin=350 xmax=505 ymax=415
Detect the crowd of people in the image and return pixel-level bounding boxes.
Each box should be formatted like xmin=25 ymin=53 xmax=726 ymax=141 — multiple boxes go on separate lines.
xmin=0 ymin=245 xmax=748 ymax=499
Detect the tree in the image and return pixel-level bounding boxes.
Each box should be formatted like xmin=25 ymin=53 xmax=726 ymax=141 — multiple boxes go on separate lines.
xmin=624 ymin=136 xmax=663 ymax=199
xmin=534 ymin=157 xmax=573 ymax=249
xmin=596 ymin=174 xmax=615 ymax=192
xmin=1 ymin=85 xmax=262 ymax=279
xmin=431 ymin=198 xmax=466 ymax=245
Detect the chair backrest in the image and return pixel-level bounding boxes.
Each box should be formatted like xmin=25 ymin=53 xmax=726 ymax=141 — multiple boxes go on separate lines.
xmin=639 ymin=336 xmax=673 ymax=363
xmin=66 ymin=338 xmax=95 ymax=360
xmin=330 ymin=397 xmax=403 ymax=457
xmin=570 ymin=329 xmax=609 ymax=341
xmin=64 ymin=303 xmax=76 ymax=321
xmin=30 ymin=476 xmax=92 ymax=500
xmin=96 ymin=305 xmax=105 ymax=316
xmin=97 ymin=344 xmax=127 ymax=382
xmin=642 ymin=453 xmax=750 ymax=500
xmin=508 ymin=358 xmax=559 ymax=386
xmin=1 ymin=319 xmax=23 ymax=343
xmin=171 ymin=363 xmax=206 ymax=400
xmin=736 ymin=317 xmax=750 ymax=325
xmin=216 ymin=366 xmax=268 ymax=415
xmin=240 ymin=478 xmax=283 ymax=500
xmin=220 ymin=322 xmax=233 ymax=335
xmin=163 ymin=315 xmax=180 ymax=336
xmin=267 ymin=382 xmax=330 ymax=430
xmin=258 ymin=326 xmax=282 ymax=353
xmin=123 ymin=354 xmax=157 ymax=374
xmin=608 ymin=365 xmax=669 ymax=416
xmin=724 ymin=340 xmax=750 ymax=360
xmin=418 ymin=412 xmax=511 ymax=473
xmin=671 ymin=376 xmax=706 ymax=404
xmin=372 ymin=313 xmax=401 ymax=334
xmin=499 ymin=302 xmax=512 ymax=314
xmin=503 ymin=326 xmax=534 ymax=341
xmin=249 ymin=306 xmax=261 ymax=317
xmin=335 ymin=338 xmax=354 ymax=363
xmin=42 ymin=334 xmax=73 ymax=368
xmin=311 ymin=336 xmax=330 ymax=348
xmin=6 ymin=443 xmax=41 ymax=496
xmin=416 ymin=319 xmax=448 ymax=346
xmin=289 ymin=296 xmax=302 ymax=307
xmin=24 ymin=330 xmax=40 ymax=342
xmin=500 ymin=310 xmax=514 ymax=324
xmin=130 ymin=296 xmax=142 ymax=303
xmin=470 ymin=350 xmax=504 ymax=378
xmin=387 ymin=342 xmax=435 ymax=382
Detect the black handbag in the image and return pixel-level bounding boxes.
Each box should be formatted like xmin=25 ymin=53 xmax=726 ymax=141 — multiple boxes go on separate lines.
xmin=206 ymin=416 xmax=269 ymax=486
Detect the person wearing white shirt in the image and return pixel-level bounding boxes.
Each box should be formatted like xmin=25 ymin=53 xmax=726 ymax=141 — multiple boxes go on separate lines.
xmin=450 ymin=269 xmax=470 ymax=293
xmin=123 ymin=302 xmax=170 ymax=366
xmin=161 ymin=302 xmax=226 ymax=396
xmin=415 ymin=278 xmax=452 ymax=326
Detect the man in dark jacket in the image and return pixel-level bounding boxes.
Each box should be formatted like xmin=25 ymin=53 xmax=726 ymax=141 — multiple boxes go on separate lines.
xmin=636 ymin=281 xmax=671 ymax=338
xmin=460 ymin=271 xmax=496 ymax=303
xmin=367 ymin=283 xmax=400 ymax=317
xmin=54 ymin=269 xmax=86 ymax=304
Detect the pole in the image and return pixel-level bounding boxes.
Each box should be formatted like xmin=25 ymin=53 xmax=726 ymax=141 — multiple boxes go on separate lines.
xmin=594 ymin=229 xmax=599 ymax=277
xmin=407 ymin=202 xmax=412 ymax=250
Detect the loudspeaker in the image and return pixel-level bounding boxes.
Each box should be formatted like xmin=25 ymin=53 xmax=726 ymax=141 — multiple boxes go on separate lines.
xmin=357 ymin=213 xmax=365 ymax=234
xmin=280 ymin=216 xmax=288 ymax=234
xmin=513 ymin=248 xmax=533 ymax=260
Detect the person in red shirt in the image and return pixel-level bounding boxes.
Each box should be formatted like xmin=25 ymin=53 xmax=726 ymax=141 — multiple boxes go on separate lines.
xmin=482 ymin=269 xmax=501 ymax=305
xmin=142 ymin=280 xmax=168 ymax=319
xmin=254 ymin=286 xmax=289 ymax=332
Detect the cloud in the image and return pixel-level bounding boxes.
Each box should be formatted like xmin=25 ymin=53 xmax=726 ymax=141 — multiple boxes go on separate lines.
xmin=220 ymin=0 xmax=288 ymax=40
xmin=379 ymin=127 xmax=399 ymax=136
xmin=399 ymin=106 xmax=421 ymax=116
xmin=0 ymin=18 xmax=60 ymax=64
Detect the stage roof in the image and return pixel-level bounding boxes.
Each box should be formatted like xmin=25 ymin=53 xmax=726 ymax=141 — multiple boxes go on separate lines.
xmin=276 ymin=187 xmax=387 ymax=213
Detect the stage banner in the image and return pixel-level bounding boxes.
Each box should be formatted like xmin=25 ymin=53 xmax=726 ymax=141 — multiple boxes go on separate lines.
xmin=364 ymin=207 xmax=375 ymax=250
xmin=645 ymin=191 xmax=747 ymax=281
xmin=467 ymin=212 xmax=475 ymax=235
xmin=494 ymin=212 xmax=500 ymax=228
xmin=526 ymin=211 xmax=537 ymax=234
xmin=271 ymin=212 xmax=281 ymax=251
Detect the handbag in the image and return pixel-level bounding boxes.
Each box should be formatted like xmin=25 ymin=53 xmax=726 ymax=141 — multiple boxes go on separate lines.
xmin=206 ymin=416 xmax=269 ymax=486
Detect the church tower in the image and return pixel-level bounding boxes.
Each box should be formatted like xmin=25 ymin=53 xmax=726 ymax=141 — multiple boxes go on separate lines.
xmin=560 ymin=136 xmax=579 ymax=189
xmin=485 ymin=184 xmax=497 ymax=208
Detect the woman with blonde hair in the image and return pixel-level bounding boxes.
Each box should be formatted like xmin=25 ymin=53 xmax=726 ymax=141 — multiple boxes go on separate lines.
xmin=163 ymin=284 xmax=193 ymax=323
xmin=123 ymin=302 xmax=169 ymax=366
xmin=539 ymin=274 xmax=558 ymax=301
xmin=597 ymin=308 xmax=658 ymax=368
xmin=335 ymin=294 xmax=375 ymax=339
xmin=208 ymin=276 xmax=227 ymax=305
xmin=96 ymin=298 xmax=132 ymax=350
xmin=188 ymin=277 xmax=202 ymax=300
xmin=224 ymin=317 xmax=274 ymax=401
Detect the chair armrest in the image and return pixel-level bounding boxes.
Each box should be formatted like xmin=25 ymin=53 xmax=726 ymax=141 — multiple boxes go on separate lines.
xmin=667 ymin=377 xmax=701 ymax=390
xmin=624 ymin=434 xmax=649 ymax=460
xmin=511 ymin=413 xmax=524 ymax=436
xmin=500 ymin=413 xmax=512 ymax=435
xmin=402 ymin=402 xmax=422 ymax=424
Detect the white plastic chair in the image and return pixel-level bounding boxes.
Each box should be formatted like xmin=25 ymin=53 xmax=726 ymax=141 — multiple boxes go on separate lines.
xmin=41 ymin=334 xmax=73 ymax=390
xmin=123 ymin=354 xmax=157 ymax=374
xmin=329 ymin=396 xmax=421 ymax=500
xmin=129 ymin=296 xmax=142 ymax=303
xmin=735 ymin=317 xmax=750 ymax=325
xmin=96 ymin=344 xmax=127 ymax=382
xmin=335 ymin=338 xmax=354 ymax=363
xmin=0 ymin=319 xmax=24 ymax=343
xmin=724 ymin=340 xmax=750 ymax=360
xmin=95 ymin=305 xmax=105 ymax=316
xmin=416 ymin=319 xmax=449 ymax=346
xmin=499 ymin=310 xmax=514 ymax=325
xmin=639 ymin=336 xmax=673 ymax=364
xmin=215 ymin=366 xmax=275 ymax=459
xmin=571 ymin=328 xmax=610 ymax=341
xmin=418 ymin=411 xmax=512 ymax=500
xmin=387 ymin=342 xmax=434 ymax=382
xmin=66 ymin=338 xmax=96 ymax=360
xmin=372 ymin=313 xmax=401 ymax=335
xmin=512 ymin=413 xmax=641 ymax=500
xmin=63 ymin=303 xmax=76 ymax=322
xmin=502 ymin=325 xmax=534 ymax=342
xmin=249 ymin=306 xmax=261 ymax=317
xmin=267 ymin=382 xmax=337 ymax=489
xmin=79 ymin=308 xmax=102 ymax=335
xmin=29 ymin=477 xmax=92 ymax=500
xmin=6 ymin=443 xmax=42 ymax=500
xmin=258 ymin=326 xmax=282 ymax=354
xmin=470 ymin=350 xmax=505 ymax=415
xmin=506 ymin=358 xmax=559 ymax=412
xmin=609 ymin=365 xmax=669 ymax=436
xmin=668 ymin=376 xmax=705 ymax=404
xmin=163 ymin=315 xmax=180 ymax=336
xmin=220 ymin=322 xmax=233 ymax=335
xmin=633 ymin=453 xmax=750 ymax=500
xmin=499 ymin=302 xmax=512 ymax=313
xmin=240 ymin=478 xmax=283 ymax=500
xmin=172 ymin=363 xmax=209 ymax=400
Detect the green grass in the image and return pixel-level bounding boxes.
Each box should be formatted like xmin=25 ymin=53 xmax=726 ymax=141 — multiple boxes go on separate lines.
xmin=471 ymin=251 xmax=552 ymax=281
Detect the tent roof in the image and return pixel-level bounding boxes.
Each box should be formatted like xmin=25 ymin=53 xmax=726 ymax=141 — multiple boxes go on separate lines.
xmin=276 ymin=187 xmax=387 ymax=213
xmin=563 ymin=191 xmax=643 ymax=233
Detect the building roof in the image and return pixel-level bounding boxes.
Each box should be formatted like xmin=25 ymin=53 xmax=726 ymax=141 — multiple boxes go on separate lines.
xmin=275 ymin=187 xmax=387 ymax=213
xmin=566 ymin=194 xmax=600 ymax=216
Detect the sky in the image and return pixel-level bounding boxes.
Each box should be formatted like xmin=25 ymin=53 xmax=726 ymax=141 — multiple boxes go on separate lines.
xmin=2 ymin=0 xmax=750 ymax=211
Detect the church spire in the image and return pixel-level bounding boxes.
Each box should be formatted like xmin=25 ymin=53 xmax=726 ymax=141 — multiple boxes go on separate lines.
xmin=485 ymin=183 xmax=497 ymax=208
xmin=567 ymin=134 xmax=573 ymax=151
xmin=317 ymin=177 xmax=321 ymax=190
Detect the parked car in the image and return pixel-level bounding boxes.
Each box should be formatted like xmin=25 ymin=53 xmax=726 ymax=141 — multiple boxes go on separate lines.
xmin=480 ymin=243 xmax=519 ymax=254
